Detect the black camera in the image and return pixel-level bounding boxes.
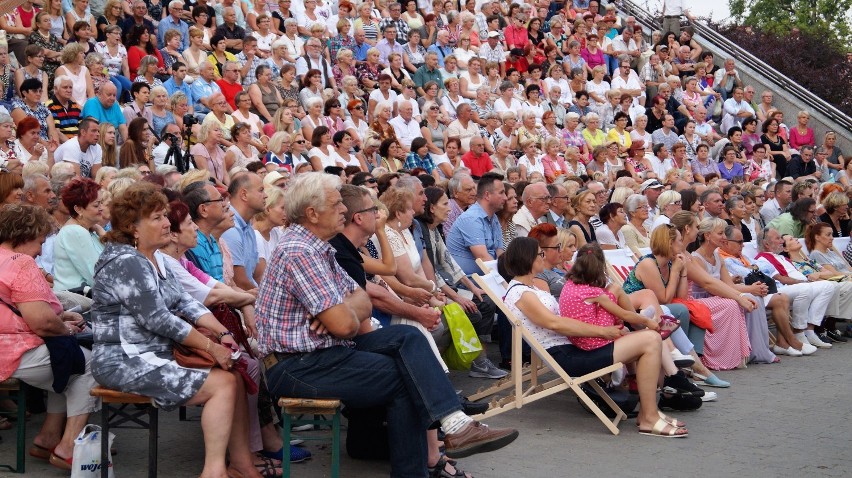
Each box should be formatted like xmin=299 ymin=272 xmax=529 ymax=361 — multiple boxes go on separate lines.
xmin=183 ymin=113 xmax=198 ymax=128
xmin=162 ymin=132 xmax=179 ymax=144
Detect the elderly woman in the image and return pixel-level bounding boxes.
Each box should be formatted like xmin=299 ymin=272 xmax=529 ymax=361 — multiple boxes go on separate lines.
xmin=595 ymin=202 xmax=628 ymax=250
xmin=723 ymin=195 xmax=753 ymax=242
xmin=11 ymin=79 xmax=56 ymax=143
xmin=299 ymin=96 xmax=325 ymax=143
xmin=53 ymin=178 xmax=104 ymax=292
xmin=0 ymin=114 xmax=23 ymax=173
xmin=692 ymin=217 xmax=776 ymax=364
xmin=0 ymin=204 xmax=100 ymax=469
xmin=502 ymin=237 xmax=689 ymax=437
xmin=651 ymin=190 xmax=682 ymax=232
xmin=13 ymin=116 xmax=52 ymax=165
xmin=91 ymin=183 xmax=264 ymax=478
xmin=818 ymin=191 xmax=850 ymax=238
xmin=622 ymin=194 xmax=651 ymax=257
xmin=192 ymin=122 xmax=229 ymax=187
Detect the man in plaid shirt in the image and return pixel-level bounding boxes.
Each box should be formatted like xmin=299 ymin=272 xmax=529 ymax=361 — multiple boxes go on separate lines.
xmin=257 ymin=173 xmax=518 ymax=476
xmin=378 ymin=2 xmax=410 ymax=44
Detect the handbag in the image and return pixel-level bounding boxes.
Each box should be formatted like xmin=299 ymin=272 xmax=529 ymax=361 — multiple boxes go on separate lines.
xmin=671 ymin=298 xmax=714 ymax=333
xmin=71 ymin=424 xmax=114 ymax=478
xmin=744 ymin=266 xmax=778 ymax=294
xmin=211 ymin=303 xmax=255 ymax=358
xmin=440 ymin=302 xmax=482 ymax=370
xmin=173 ymin=325 xmax=219 ymax=368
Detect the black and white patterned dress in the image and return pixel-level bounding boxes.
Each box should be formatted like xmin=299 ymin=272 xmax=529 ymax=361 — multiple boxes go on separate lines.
xmin=91 ymin=243 xmax=210 ymax=410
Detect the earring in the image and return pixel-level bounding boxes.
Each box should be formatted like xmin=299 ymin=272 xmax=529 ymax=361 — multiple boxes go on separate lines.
xmin=397 ymin=221 xmax=402 ymax=228
xmin=133 ymin=237 xmax=138 ymax=248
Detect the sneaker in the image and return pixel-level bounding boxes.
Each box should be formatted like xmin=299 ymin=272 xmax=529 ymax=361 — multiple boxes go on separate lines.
xmin=662 ymin=371 xmax=705 ymax=397
xmin=291 ymin=424 xmax=314 ymax=432
xmin=700 ymin=391 xmax=718 ymax=402
xmin=444 ymin=421 xmax=519 ymax=459
xmin=804 ymin=331 xmax=832 ymax=348
xmin=826 ymin=329 xmax=847 ymax=343
xmin=289 ymin=446 xmax=312 ymax=463
xmin=671 ymin=350 xmax=695 ymax=368
xmin=468 ymin=358 xmax=509 ymax=379
xmin=799 ymin=342 xmax=818 ymax=355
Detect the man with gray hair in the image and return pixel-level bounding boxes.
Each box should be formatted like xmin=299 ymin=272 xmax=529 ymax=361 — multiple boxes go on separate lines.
xmin=46 ymin=75 xmax=81 ymax=143
xmin=447 ymin=104 xmax=480 ymax=152
xmin=513 ymin=182 xmax=550 ymax=237
xmin=379 ymin=2 xmax=410 ymax=43
xmin=258 ymin=173 xmax=518 ymax=477
xmin=215 ymin=60 xmax=243 ymax=110
xmin=213 ymin=3 xmax=246 ymax=53
xmin=295 ymin=37 xmax=335 ymax=91
xmin=389 ymin=101 xmax=419 ymax=149
xmin=542 ymin=85 xmax=567 ymax=127
xmin=444 ymin=173 xmax=477 ymax=233
xmin=158 ymin=0 xmax=189 ymax=51
xmin=413 ymin=53 xmax=443 ymax=96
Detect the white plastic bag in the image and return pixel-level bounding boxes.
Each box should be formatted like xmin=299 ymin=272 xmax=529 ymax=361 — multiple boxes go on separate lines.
xmin=71 ymin=424 xmax=115 ymax=478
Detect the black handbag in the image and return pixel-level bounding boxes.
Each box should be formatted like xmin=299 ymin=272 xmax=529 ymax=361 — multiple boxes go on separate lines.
xmin=744 ymin=266 xmax=778 ymax=294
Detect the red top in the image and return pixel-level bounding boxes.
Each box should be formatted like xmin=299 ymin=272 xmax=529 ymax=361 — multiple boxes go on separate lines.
xmin=17 ymin=5 xmax=39 ymax=29
xmin=127 ymin=46 xmax=164 ymax=81
xmin=216 ymin=79 xmax=243 ymax=110
xmin=460 ymin=150 xmax=493 ymax=177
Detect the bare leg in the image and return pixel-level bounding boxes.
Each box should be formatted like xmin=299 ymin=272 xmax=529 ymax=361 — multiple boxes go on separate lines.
xmin=32 ymin=412 xmax=65 ymax=451
xmin=426 ymin=429 xmax=471 ymax=478
xmin=660 ymin=346 xmax=678 ymax=375
xmin=612 ymin=330 xmax=683 ymax=432
xmin=768 ymin=295 xmax=803 ymax=349
xmin=186 ymin=368 xmax=237 ymax=478
xmin=260 ymin=423 xmax=283 ymax=452
xmin=51 ymin=414 xmax=89 ymax=459
xmin=224 ymin=371 xmax=264 ymax=478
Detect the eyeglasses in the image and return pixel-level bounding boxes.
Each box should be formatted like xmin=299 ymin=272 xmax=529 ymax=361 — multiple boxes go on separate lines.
xmin=541 ymin=244 xmax=563 ymax=251
xmin=353 ymin=105 xmax=363 ymax=110
xmin=354 ymin=205 xmax=379 ymax=215
xmin=293 ymin=139 xmax=306 ymax=144
xmin=726 ymin=239 xmax=745 ymax=244
xmin=537 ymin=251 xmax=546 ymax=258
xmin=552 ymin=195 xmax=568 ymax=200
xmin=201 ymin=197 xmax=228 ymax=207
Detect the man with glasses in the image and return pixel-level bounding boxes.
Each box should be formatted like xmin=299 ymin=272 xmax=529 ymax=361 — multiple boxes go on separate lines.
xmin=719 ymin=225 xmax=815 ymax=356
xmin=787 ymin=145 xmax=819 ymax=180
xmin=295 ymin=39 xmax=336 ymax=92
xmin=215 ymin=61 xmax=243 ymax=110
xmin=378 ymin=2 xmax=410 ymax=44
xmin=543 ymin=184 xmax=570 ymax=229
xmin=376 ymin=25 xmax=404 ymax=67
xmin=184 ymin=181 xmax=230 ymax=282
xmin=158 ymin=1 xmax=190 ymax=51
xmin=512 ymin=182 xmax=550 ymax=238
xmin=443 ymin=173 xmax=477 ymax=233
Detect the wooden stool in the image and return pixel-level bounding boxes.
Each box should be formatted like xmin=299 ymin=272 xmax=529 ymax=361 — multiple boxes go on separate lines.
xmin=0 ymin=379 xmax=26 ymax=473
xmin=90 ymin=386 xmax=158 ymax=478
xmin=278 ymin=398 xmax=341 ymax=478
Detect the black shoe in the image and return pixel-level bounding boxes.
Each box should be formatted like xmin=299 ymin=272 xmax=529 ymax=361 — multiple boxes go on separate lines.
xmin=658 ymin=392 xmax=703 ymax=411
xmin=460 ymin=396 xmax=489 ymax=415
xmin=825 ymin=329 xmax=847 ymax=343
xmin=663 ymin=371 xmax=705 ymax=397
xmin=817 ymin=332 xmax=834 ymax=345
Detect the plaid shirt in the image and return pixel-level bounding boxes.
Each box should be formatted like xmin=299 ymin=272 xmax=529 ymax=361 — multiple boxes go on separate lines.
xmin=404 ymin=151 xmax=436 ymax=173
xmin=328 ymin=34 xmax=356 ymax=65
xmin=236 ymin=52 xmax=260 ymax=88
xmin=255 ymin=224 xmax=358 ymax=355
xmin=379 ymin=17 xmax=410 ymax=44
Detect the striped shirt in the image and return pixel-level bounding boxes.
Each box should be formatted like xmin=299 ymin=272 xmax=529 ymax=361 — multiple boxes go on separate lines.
xmin=46 ymin=97 xmax=81 ymax=139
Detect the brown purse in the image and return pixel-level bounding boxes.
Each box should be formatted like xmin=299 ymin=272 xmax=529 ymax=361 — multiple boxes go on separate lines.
xmin=173 ymin=326 xmax=219 ymax=368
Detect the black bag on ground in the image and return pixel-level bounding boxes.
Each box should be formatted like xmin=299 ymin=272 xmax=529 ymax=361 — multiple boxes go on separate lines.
xmin=578 ymin=380 xmax=640 ymax=419
xmin=341 ymin=406 xmax=390 ymax=460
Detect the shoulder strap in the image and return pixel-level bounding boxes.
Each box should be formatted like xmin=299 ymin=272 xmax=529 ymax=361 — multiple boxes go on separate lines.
xmin=502 ymin=282 xmax=532 ymax=302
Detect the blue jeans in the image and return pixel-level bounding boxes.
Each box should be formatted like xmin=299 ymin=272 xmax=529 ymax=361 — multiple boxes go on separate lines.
xmin=264 ymin=325 xmax=461 ymax=477
xmin=109 ymin=75 xmax=132 ymax=102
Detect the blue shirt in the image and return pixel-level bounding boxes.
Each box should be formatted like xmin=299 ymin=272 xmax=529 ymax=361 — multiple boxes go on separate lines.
xmin=158 ymin=16 xmax=189 ymax=51
xmin=446 ymin=203 xmax=504 ymax=275
xmin=190 ymin=77 xmax=221 ymax=114
xmin=427 ymin=44 xmax=453 ymax=67
xmin=221 ymin=207 xmax=259 ymax=287
xmin=352 ymin=42 xmax=371 ymax=62
xmin=163 ymin=77 xmax=193 ymax=104
xmin=190 ymin=230 xmax=223 ymax=281
xmin=81 ymin=98 xmax=126 ymax=128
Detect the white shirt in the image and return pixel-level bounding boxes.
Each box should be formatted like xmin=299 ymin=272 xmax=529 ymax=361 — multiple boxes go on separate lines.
xmin=649 ymin=155 xmax=674 ymax=179
xmin=54 ymin=138 xmax=102 ymax=178
xmin=721 ymin=98 xmax=755 ymax=134
xmin=389 ymin=115 xmax=421 ymax=147
xmin=493 ymin=97 xmax=523 ymax=114
xmin=611 ymin=71 xmax=645 ymax=104
xmin=446 ymin=119 xmax=479 ymax=151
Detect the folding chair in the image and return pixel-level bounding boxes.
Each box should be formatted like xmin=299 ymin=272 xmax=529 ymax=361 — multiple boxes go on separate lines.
xmin=833 ymin=237 xmax=850 ymax=254
xmin=467 ymin=271 xmax=627 ymax=435
xmin=603 ymin=249 xmax=638 ymax=288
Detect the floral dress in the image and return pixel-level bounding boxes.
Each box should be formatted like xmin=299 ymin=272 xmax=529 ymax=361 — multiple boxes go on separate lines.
xmin=11 ymin=98 xmax=51 ymax=141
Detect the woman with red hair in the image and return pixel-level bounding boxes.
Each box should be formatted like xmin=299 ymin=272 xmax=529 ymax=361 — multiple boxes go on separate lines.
xmin=53 ymin=178 xmax=104 ymax=292
xmin=13 ymin=116 xmax=53 ymax=165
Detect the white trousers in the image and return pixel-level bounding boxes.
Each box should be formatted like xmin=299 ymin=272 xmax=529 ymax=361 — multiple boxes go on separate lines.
xmin=779 ymin=281 xmax=835 ymax=329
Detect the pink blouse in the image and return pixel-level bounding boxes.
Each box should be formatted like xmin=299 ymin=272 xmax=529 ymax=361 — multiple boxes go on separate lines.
xmin=0 ymin=248 xmax=61 ymax=380
xmin=788 ymin=127 xmax=815 ymax=151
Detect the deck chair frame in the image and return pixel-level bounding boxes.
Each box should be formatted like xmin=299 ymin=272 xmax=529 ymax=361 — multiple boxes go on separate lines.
xmin=469 ymin=260 xmax=626 ymax=435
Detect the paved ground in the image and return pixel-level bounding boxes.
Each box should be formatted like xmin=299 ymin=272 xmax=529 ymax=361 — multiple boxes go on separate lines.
xmin=2 ymin=340 xmax=851 ymax=478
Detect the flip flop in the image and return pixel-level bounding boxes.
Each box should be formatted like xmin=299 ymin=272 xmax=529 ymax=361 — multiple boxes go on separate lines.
xmin=49 ymin=452 xmax=73 ymax=470
xmin=636 ymin=411 xmax=686 ymax=428
xmin=638 ymin=417 xmax=688 ymax=438
xmin=29 ymin=444 xmax=53 ymax=461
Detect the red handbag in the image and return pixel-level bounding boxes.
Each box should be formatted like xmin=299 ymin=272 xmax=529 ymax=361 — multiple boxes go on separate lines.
xmin=671 ymin=298 xmax=714 ymax=333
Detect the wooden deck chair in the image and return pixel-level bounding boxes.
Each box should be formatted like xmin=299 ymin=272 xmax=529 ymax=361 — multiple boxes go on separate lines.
xmin=0 ymin=1 xmax=26 ymax=16
xmin=604 ymin=249 xmax=638 ymax=288
xmin=468 ymin=270 xmax=627 ymax=435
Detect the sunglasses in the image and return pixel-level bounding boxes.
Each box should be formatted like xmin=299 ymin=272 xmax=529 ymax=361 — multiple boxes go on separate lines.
xmin=294 ymin=139 xmax=306 ymax=144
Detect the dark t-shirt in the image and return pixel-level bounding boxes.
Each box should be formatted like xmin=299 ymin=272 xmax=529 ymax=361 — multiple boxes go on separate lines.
xmin=329 ymin=233 xmax=366 ymax=289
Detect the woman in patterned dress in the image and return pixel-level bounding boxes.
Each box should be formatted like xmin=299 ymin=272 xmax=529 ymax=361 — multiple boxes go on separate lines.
xmin=92 ymin=182 xmax=264 ymax=478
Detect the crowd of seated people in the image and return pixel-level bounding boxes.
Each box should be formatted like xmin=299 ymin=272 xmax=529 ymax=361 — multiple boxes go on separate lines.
xmin=1 ymin=0 xmax=851 ymax=474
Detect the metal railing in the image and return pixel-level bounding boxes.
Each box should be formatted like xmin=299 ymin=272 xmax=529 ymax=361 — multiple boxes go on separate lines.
xmin=618 ymin=0 xmax=852 ymax=136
